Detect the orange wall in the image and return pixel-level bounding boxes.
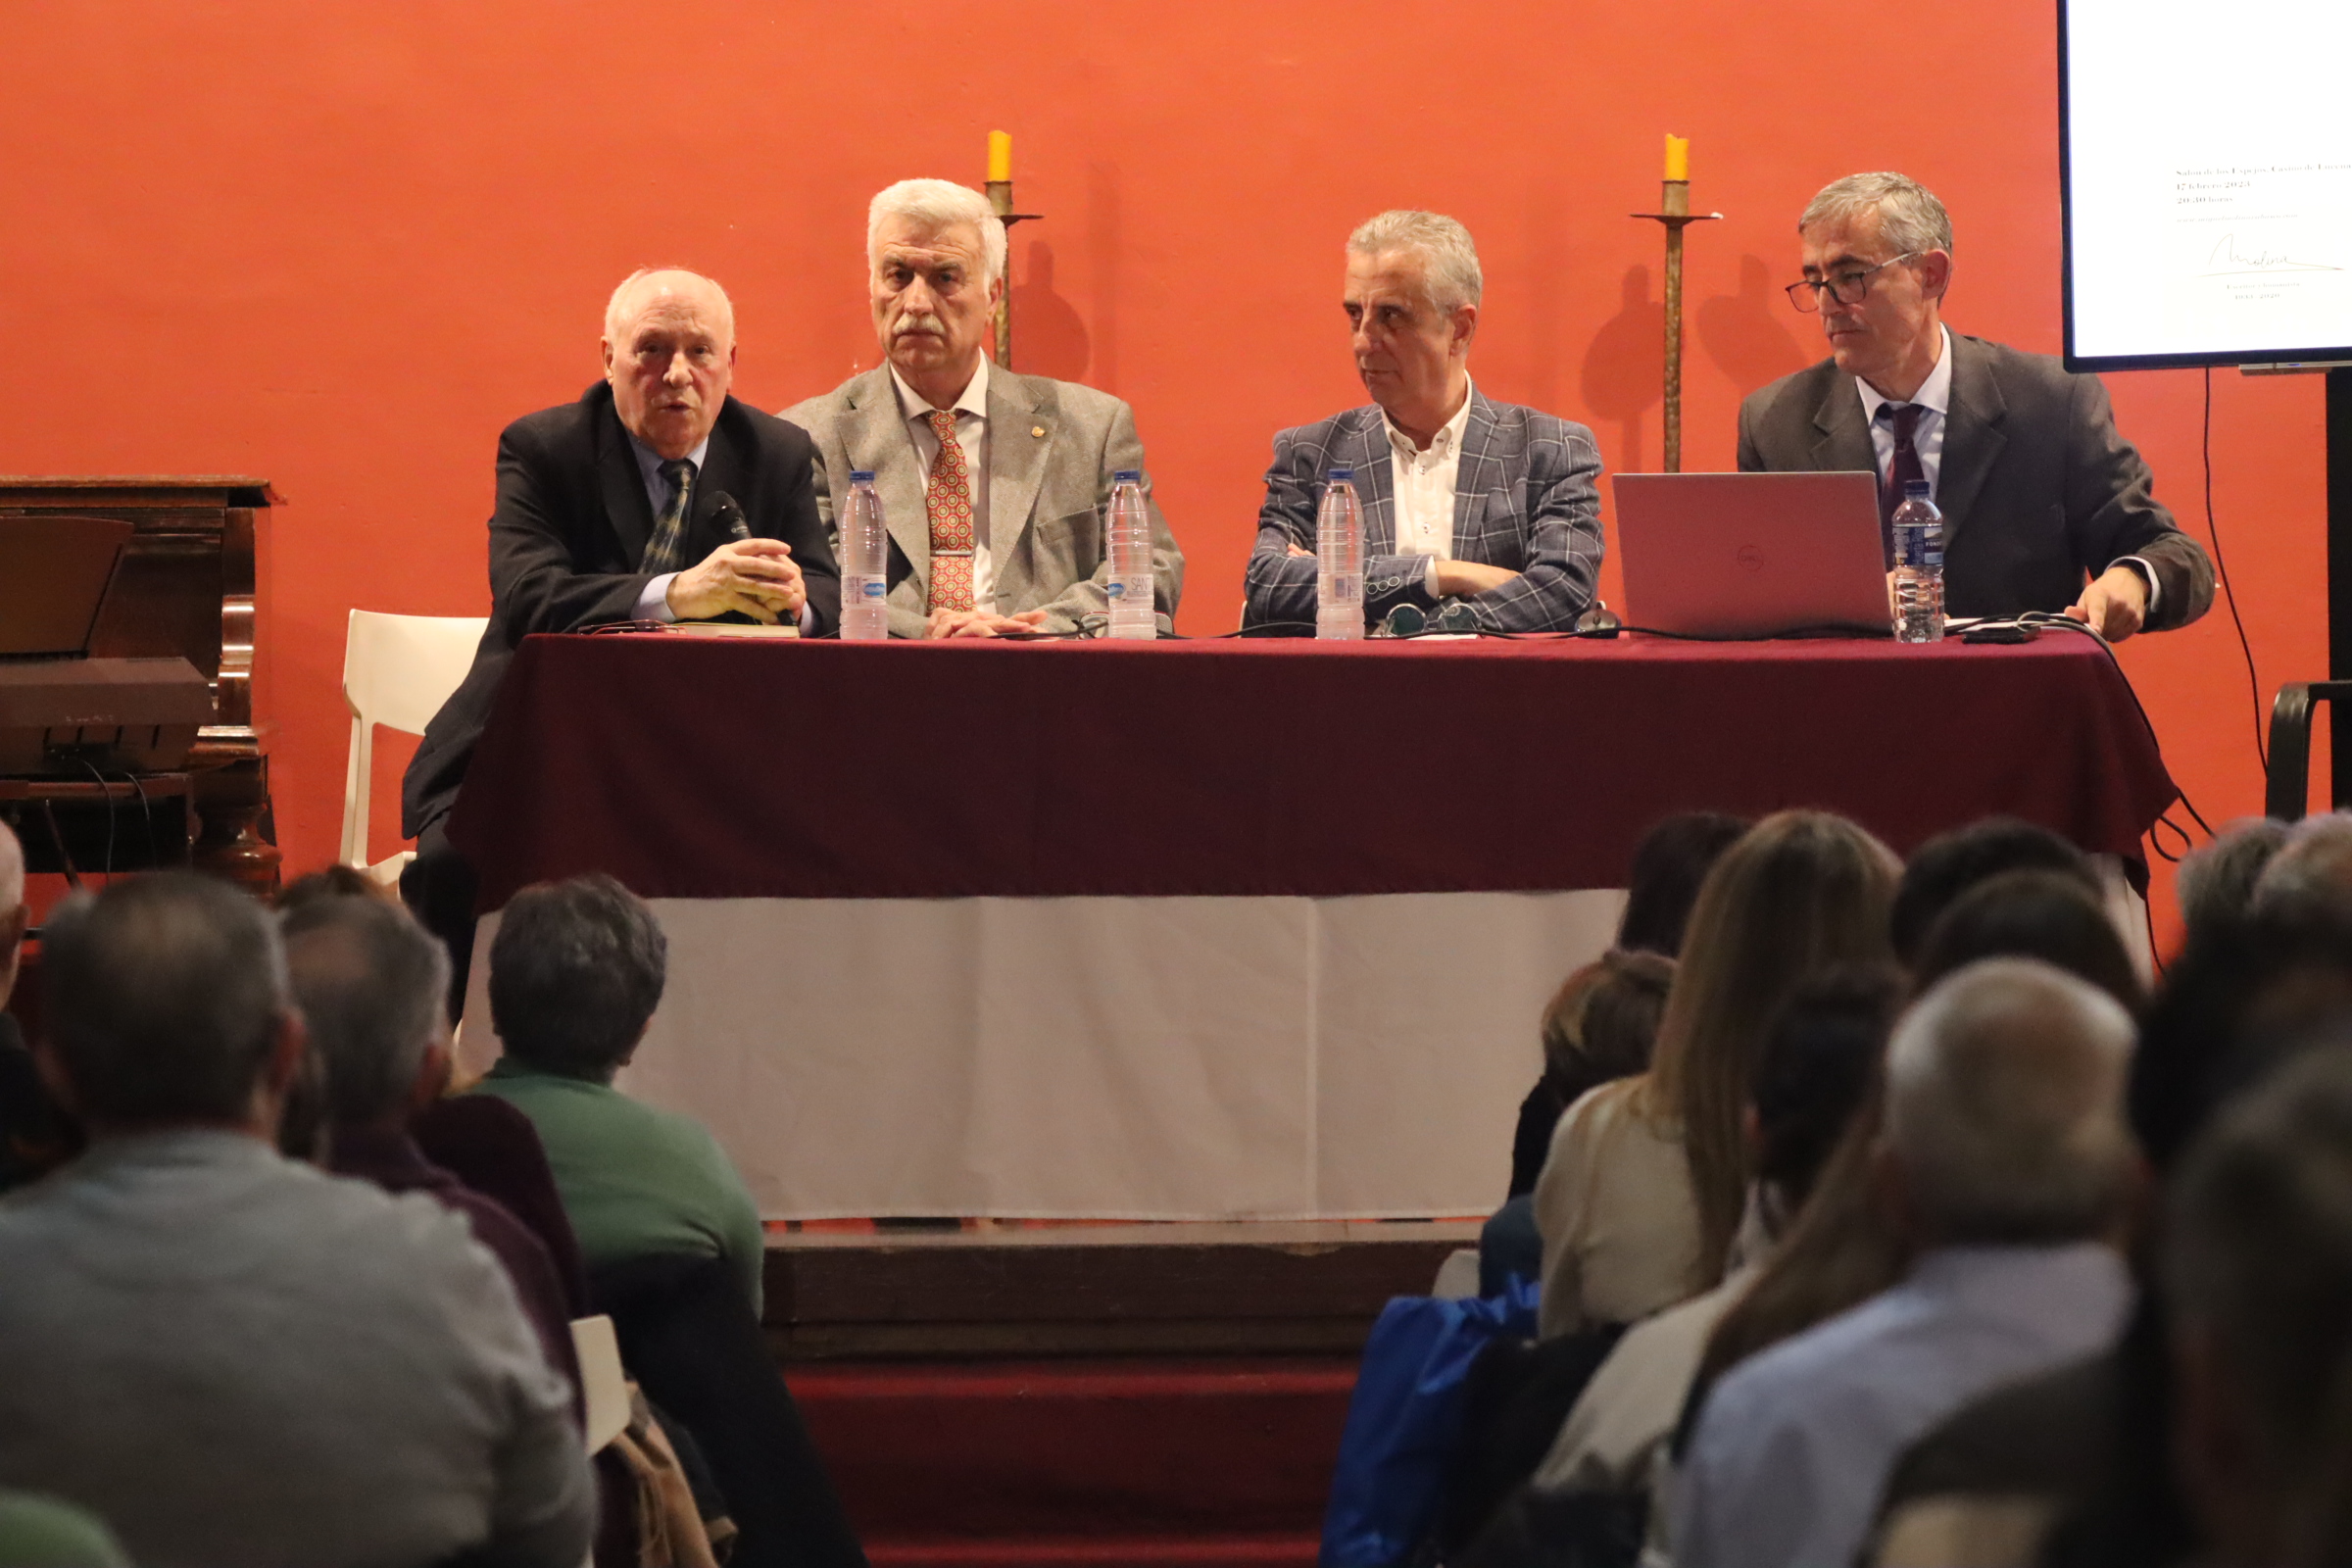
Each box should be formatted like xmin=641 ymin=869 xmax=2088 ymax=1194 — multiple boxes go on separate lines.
xmin=1 ymin=0 xmax=2327 ymax=939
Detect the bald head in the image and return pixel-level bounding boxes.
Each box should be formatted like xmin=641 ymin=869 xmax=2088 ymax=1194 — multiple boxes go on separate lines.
xmin=601 ymin=268 xmax=737 ymax=460
xmin=1886 ymin=957 xmax=2138 ymax=1244
xmin=0 ymin=818 xmax=22 ymax=918
xmin=0 ymin=819 xmax=24 ymax=1003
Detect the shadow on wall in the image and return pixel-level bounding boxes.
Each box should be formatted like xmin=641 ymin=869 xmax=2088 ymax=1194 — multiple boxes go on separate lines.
xmin=1583 ymin=265 xmax=1664 ymax=469
xmin=1580 ymin=255 xmax=1819 ymax=470
xmin=1697 ymin=254 xmax=1813 ymax=396
xmin=1088 ymin=163 xmax=1123 ymax=392
xmin=1009 ymin=241 xmax=1092 ymax=382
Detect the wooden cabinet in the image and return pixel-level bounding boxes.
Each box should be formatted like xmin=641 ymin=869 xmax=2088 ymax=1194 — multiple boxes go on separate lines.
xmin=0 ymin=477 xmax=280 ymax=894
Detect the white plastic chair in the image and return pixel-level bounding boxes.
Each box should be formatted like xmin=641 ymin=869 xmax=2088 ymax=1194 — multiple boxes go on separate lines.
xmin=339 ymin=610 xmax=489 ymax=887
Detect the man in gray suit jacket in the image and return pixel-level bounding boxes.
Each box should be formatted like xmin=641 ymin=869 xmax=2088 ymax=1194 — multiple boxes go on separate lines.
xmin=1243 ymin=210 xmax=1604 ymax=634
xmin=783 ymin=178 xmax=1183 ymax=639
xmin=1739 ymin=172 xmax=2212 ymax=639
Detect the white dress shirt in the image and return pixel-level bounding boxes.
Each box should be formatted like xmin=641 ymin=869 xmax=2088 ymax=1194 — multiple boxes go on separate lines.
xmin=1383 ymin=379 xmax=1475 ymax=596
xmin=1855 ymin=324 xmax=2157 ymax=613
xmin=892 ymin=358 xmax=997 ymax=607
xmin=1855 ymin=324 xmax=1952 ymax=499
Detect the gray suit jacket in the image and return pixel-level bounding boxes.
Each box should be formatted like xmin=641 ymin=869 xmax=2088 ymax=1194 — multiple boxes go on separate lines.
xmin=1736 ymin=332 xmax=2213 ymax=629
xmin=781 ymin=366 xmax=1184 ymax=637
xmin=1241 ymin=390 xmax=1605 ymax=633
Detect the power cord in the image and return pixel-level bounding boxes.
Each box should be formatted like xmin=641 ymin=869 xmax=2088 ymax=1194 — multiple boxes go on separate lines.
xmin=2202 ymin=367 xmax=2268 ymax=770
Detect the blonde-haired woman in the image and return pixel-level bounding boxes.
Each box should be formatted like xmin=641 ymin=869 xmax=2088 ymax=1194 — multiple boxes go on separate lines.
xmin=1535 ymin=810 xmax=1900 ymax=1340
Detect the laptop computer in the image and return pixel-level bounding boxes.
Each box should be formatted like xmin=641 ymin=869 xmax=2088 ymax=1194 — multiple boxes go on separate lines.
xmin=1612 ymin=471 xmax=1890 ymax=639
xmin=0 ymin=514 xmax=134 ymax=657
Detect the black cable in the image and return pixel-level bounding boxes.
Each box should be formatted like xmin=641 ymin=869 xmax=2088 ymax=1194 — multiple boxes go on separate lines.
xmin=2014 ymin=613 xmax=2220 ymax=839
xmin=74 ymin=758 xmax=116 ymax=881
xmin=122 ymin=770 xmax=158 ymax=869
xmin=2201 ymin=366 xmax=2267 ymax=771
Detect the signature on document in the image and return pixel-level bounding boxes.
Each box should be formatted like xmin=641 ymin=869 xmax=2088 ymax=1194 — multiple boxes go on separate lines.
xmin=2201 ymin=233 xmax=2344 ymax=277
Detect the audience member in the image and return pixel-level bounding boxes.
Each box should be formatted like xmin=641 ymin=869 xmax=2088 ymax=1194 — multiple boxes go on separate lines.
xmin=0 ymin=1492 xmax=128 ymax=1568
xmin=275 ymin=861 xmax=396 ymax=915
xmin=0 ymin=872 xmax=591 ymax=1568
xmin=2251 ymin=811 xmax=2352 ymax=915
xmin=476 ymin=872 xmax=765 ymax=1310
xmin=1510 ymin=950 xmax=1678 ymax=1198
xmin=0 ymin=821 xmax=75 ymax=1192
xmin=477 ymin=873 xmax=866 ymax=1568
xmin=1486 ymin=949 xmax=1676 ymax=1296
xmin=1868 ymin=902 xmax=2352 ymax=1568
xmin=1616 ymin=812 xmax=1749 ymax=958
xmin=416 ymin=1091 xmax=594 ymax=1310
xmin=281 ymin=893 xmax=582 ymax=1392
xmin=2164 ymin=1045 xmax=2352 ymax=1568
xmin=1534 ymin=809 xmax=1897 ymax=1339
xmin=2175 ymin=816 xmax=2289 ymax=941
xmin=1888 ymin=816 xmax=2097 ymax=966
xmin=1673 ymin=959 xmax=2139 ymax=1568
xmin=1913 ymin=867 xmax=2144 ymax=1012
xmin=1528 ymin=965 xmax=1899 ymax=1501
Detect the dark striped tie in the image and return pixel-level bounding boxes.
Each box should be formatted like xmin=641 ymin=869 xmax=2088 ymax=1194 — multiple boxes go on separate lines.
xmin=641 ymin=458 xmax=696 ymax=573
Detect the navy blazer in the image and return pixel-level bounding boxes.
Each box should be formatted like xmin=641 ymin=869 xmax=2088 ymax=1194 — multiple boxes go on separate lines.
xmin=402 ymin=383 xmax=839 ymax=837
xmin=1242 ymin=390 xmax=1605 ymax=633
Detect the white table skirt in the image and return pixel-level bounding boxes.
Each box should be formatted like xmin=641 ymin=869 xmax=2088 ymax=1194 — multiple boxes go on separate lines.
xmin=460 ymin=890 xmax=1626 ymax=1220
xmin=456 ymin=863 xmax=2148 ymax=1221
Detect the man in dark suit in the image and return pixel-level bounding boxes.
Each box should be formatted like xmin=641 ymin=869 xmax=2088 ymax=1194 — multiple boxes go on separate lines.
xmin=1738 ymin=172 xmax=2212 ymax=638
xmin=1242 ymin=210 xmax=1604 ymax=634
xmin=401 ymin=268 xmax=840 ymax=1010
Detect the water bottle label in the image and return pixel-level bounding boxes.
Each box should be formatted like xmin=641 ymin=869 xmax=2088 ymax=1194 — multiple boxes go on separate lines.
xmin=861 ymin=580 xmax=886 ymax=600
xmin=1106 ymin=581 xmax=1126 ymax=601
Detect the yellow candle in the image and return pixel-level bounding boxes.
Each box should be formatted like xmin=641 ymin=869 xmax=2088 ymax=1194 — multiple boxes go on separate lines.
xmin=1665 ymin=134 xmax=1690 ymax=182
xmin=988 ymin=130 xmax=1012 ymax=183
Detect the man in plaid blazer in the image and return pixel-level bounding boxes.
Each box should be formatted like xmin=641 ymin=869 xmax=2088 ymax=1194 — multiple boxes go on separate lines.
xmin=1243 ymin=211 xmax=1605 ymax=634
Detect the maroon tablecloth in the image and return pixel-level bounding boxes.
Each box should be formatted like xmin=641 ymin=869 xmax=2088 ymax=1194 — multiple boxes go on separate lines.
xmin=447 ymin=632 xmax=2178 ymax=907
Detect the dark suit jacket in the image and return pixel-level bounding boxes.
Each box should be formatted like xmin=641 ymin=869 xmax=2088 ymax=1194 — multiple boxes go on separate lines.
xmin=1242 ymin=391 xmax=1605 ymax=633
xmin=1736 ymin=333 xmax=2213 ymax=629
xmin=402 ymin=383 xmax=840 ymax=836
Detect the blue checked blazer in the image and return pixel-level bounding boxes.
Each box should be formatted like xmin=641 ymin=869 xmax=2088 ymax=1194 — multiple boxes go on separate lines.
xmin=1241 ymin=390 xmax=1605 ymax=633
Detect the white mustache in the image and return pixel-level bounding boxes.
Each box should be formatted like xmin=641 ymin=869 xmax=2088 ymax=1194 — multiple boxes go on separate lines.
xmin=895 ymin=315 xmax=946 ymax=338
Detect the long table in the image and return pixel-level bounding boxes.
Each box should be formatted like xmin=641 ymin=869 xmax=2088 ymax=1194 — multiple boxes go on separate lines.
xmin=448 ymin=631 xmax=2176 ymax=1220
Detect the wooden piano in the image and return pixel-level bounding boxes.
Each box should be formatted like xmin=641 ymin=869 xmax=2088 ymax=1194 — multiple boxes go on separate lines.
xmin=0 ymin=477 xmax=280 ymax=894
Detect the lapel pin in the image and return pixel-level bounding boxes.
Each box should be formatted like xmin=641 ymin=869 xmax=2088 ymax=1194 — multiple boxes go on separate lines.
xmin=1031 ymin=425 xmax=1047 ymax=439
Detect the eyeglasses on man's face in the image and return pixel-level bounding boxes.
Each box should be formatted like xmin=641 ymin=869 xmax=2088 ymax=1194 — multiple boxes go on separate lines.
xmin=1785 ymin=252 xmax=1921 ymax=313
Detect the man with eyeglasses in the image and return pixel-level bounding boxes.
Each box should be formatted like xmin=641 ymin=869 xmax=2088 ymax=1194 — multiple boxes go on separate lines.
xmin=1739 ymin=172 xmax=2212 ymax=639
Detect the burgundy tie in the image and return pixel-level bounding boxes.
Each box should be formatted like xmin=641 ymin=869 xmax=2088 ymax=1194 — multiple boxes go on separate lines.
xmin=1877 ymin=403 xmax=1928 ymax=568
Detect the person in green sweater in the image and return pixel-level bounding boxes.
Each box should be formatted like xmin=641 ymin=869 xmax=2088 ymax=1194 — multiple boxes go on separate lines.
xmin=473 ymin=873 xmax=765 ymax=1313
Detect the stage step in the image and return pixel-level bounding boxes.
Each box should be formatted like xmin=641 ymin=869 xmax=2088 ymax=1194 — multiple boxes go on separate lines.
xmin=765 ymin=1219 xmax=1478 ymax=1359
xmin=865 ymin=1537 xmax=1316 ymax=1566
xmin=796 ymin=1358 xmax=1352 ymax=1551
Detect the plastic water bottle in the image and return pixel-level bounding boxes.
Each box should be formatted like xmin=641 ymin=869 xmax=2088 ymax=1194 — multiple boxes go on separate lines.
xmin=1316 ymin=468 xmax=1365 ymax=641
xmin=839 ymin=469 xmax=889 ymax=642
xmin=1103 ymin=469 xmax=1155 ymax=641
xmin=1890 ymin=480 xmax=1945 ymax=645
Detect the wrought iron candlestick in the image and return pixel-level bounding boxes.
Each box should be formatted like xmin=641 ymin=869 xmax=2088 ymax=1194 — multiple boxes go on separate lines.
xmin=986 ymin=179 xmax=1042 ymax=369
xmin=1633 ymin=177 xmax=1721 ymax=472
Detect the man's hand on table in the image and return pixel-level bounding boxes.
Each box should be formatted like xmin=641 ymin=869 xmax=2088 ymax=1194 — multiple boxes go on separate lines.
xmin=2066 ymin=565 xmax=2149 ymax=642
xmin=926 ymin=608 xmax=1052 ymax=639
xmin=667 ymin=538 xmax=805 ymax=623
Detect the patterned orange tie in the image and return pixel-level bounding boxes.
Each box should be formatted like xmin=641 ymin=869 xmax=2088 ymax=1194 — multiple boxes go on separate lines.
xmin=924 ymin=409 xmax=976 ymax=612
